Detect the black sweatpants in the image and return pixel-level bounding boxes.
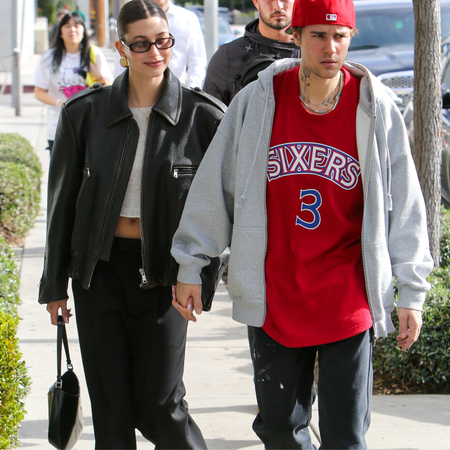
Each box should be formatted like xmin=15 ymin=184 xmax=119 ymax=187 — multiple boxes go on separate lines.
xmin=248 ymin=327 xmax=373 ymax=449
xmin=72 ymin=237 xmax=206 ymax=450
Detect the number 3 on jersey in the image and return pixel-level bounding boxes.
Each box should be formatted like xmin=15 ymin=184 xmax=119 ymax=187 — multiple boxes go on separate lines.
xmin=296 ymin=189 xmax=322 ymax=230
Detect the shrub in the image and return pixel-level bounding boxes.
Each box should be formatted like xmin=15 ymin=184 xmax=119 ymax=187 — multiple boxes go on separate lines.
xmin=0 ymin=311 xmax=31 ymax=449
xmin=0 ymin=162 xmax=40 ymax=241
xmin=0 ymin=236 xmax=21 ymax=316
xmin=0 ymin=134 xmax=42 ymax=186
xmin=373 ymin=206 xmax=450 ymax=394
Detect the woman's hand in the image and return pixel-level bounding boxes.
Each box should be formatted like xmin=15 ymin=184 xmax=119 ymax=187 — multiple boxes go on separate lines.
xmin=89 ymin=61 xmax=112 ymax=86
xmin=89 ymin=60 xmax=103 ymax=82
xmin=172 ymin=283 xmax=202 ymax=322
xmin=46 ymin=300 xmax=72 ymax=325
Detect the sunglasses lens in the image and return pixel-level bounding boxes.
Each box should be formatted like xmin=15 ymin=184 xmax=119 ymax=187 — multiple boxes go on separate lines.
xmin=130 ymin=41 xmax=151 ymax=52
xmin=155 ymin=37 xmax=173 ymax=49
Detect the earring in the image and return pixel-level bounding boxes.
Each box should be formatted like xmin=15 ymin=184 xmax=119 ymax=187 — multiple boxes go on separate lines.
xmin=119 ymin=56 xmax=129 ymax=68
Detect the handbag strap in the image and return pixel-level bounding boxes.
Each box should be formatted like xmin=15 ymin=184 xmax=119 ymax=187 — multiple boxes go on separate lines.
xmin=56 ymin=315 xmax=73 ymax=388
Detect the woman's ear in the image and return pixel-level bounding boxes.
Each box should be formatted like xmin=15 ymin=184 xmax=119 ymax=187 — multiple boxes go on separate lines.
xmin=115 ymin=40 xmax=125 ymax=57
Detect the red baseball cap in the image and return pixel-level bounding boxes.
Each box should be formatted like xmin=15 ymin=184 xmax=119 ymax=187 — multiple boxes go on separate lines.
xmin=288 ymin=0 xmax=356 ymax=31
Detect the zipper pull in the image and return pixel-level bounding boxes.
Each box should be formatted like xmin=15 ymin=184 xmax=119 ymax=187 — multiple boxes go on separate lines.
xmin=87 ymin=168 xmax=90 ymax=177
xmin=173 ymin=168 xmax=178 ymax=178
xmin=139 ymin=268 xmax=147 ymax=285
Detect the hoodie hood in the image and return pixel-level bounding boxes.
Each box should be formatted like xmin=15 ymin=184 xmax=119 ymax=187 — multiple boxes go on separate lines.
xmin=253 ymin=57 xmax=388 ymax=117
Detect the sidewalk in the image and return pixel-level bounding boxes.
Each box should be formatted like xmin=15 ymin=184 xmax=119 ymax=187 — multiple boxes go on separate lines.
xmin=0 ymin=51 xmax=449 ymax=450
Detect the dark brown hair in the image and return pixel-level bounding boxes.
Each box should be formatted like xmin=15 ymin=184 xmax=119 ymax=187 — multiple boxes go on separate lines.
xmin=291 ymin=26 xmax=358 ymax=42
xmin=117 ymin=0 xmax=168 ymax=40
xmin=51 ymin=12 xmax=89 ymax=73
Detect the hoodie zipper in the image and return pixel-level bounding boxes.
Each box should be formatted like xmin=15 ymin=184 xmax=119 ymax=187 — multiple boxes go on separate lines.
xmin=360 ymin=104 xmax=378 ymax=342
xmin=86 ymin=120 xmax=133 ymax=289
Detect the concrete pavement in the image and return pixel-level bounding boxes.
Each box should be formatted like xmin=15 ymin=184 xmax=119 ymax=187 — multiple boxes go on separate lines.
xmin=1 ymin=50 xmax=449 ymax=450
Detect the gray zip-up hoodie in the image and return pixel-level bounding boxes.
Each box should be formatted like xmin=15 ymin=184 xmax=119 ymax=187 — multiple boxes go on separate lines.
xmin=171 ymin=58 xmax=433 ymax=339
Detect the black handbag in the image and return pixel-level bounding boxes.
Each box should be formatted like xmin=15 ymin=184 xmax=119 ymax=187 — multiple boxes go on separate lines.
xmin=200 ymin=248 xmax=230 ymax=311
xmin=48 ymin=315 xmax=84 ymax=449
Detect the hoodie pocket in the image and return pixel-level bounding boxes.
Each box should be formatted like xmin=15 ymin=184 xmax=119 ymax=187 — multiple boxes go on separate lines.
xmin=363 ymin=241 xmax=395 ymax=321
xmin=228 ymin=225 xmax=265 ymax=301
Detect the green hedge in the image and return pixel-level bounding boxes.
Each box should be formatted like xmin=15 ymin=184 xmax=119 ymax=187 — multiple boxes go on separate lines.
xmin=0 ymin=134 xmax=42 ymax=186
xmin=373 ymin=206 xmax=450 ymax=394
xmin=0 ymin=162 xmax=40 ymax=241
xmin=0 ymin=133 xmax=39 ymax=447
xmin=0 ymin=133 xmax=42 ymax=241
xmin=0 ymin=311 xmax=31 ymax=449
xmin=0 ymin=236 xmax=21 ymax=316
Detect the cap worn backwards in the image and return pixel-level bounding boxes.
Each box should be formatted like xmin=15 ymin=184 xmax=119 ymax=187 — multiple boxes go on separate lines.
xmin=286 ymin=0 xmax=355 ymax=34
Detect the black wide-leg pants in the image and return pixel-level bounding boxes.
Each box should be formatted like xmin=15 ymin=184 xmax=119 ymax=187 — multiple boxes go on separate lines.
xmin=248 ymin=326 xmax=373 ymax=450
xmin=72 ymin=237 xmax=206 ymax=450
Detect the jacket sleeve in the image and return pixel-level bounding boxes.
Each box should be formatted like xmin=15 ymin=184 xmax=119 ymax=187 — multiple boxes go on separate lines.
xmin=171 ymin=113 xmax=239 ymax=284
xmin=381 ymin=96 xmax=433 ymax=310
xmin=38 ymin=106 xmax=84 ymax=304
xmin=203 ymin=45 xmax=232 ymax=106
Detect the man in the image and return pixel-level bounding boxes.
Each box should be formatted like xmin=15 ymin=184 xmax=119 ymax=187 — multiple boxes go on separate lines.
xmin=203 ymin=0 xmax=300 ymax=105
xmin=115 ymin=0 xmax=207 ymax=87
xmin=48 ymin=8 xmax=71 ymax=45
xmin=171 ymin=0 xmax=433 ymax=447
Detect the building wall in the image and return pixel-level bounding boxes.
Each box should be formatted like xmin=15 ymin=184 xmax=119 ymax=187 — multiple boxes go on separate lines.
xmin=0 ymin=0 xmax=36 ymax=72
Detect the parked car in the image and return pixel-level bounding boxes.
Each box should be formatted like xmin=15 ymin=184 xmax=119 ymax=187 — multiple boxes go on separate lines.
xmin=198 ymin=17 xmax=238 ymax=47
xmin=348 ymin=0 xmax=450 ymax=110
xmin=185 ymin=5 xmax=234 ymax=23
xmin=402 ymin=41 xmax=450 ymax=206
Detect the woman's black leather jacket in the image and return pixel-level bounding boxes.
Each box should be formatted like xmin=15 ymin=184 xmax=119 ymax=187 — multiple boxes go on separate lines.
xmin=38 ymin=69 xmax=225 ymax=304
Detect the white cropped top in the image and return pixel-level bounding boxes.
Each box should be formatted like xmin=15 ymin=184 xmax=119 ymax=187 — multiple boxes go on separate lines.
xmin=120 ymin=107 xmax=152 ymax=218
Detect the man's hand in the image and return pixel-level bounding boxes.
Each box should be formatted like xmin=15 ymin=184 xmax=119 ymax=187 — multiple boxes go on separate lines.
xmin=397 ymin=307 xmax=422 ymax=351
xmin=46 ymin=300 xmax=72 ymax=326
xmin=172 ymin=282 xmax=202 ymax=322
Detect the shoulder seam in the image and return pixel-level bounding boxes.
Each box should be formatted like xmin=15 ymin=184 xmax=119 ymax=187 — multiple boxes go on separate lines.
xmin=188 ymin=87 xmax=227 ymax=113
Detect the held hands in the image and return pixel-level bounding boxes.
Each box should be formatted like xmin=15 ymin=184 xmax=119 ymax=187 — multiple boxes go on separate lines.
xmin=172 ymin=282 xmax=202 ymax=322
xmin=46 ymin=299 xmax=72 ymax=326
xmin=397 ymin=307 xmax=422 ymax=351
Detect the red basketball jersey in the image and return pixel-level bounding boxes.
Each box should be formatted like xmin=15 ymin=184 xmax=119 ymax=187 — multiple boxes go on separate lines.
xmin=263 ymin=66 xmax=373 ymax=348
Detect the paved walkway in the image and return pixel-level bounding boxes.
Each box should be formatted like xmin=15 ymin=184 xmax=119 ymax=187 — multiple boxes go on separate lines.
xmin=1 ymin=50 xmax=449 ymax=450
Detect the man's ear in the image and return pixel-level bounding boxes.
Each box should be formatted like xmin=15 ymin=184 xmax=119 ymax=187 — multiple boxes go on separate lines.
xmin=251 ymin=0 xmax=260 ymax=11
xmin=292 ymin=30 xmax=301 ymax=47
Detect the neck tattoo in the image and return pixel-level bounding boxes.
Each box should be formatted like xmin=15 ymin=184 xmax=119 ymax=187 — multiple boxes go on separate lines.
xmin=299 ymin=70 xmax=344 ymax=115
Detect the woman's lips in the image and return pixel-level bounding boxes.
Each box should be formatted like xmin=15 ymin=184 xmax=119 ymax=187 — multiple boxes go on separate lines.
xmin=145 ymin=60 xmax=164 ymax=67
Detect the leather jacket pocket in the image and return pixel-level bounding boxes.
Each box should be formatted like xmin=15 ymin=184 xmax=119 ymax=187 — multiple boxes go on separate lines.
xmin=171 ymin=165 xmax=198 ymax=178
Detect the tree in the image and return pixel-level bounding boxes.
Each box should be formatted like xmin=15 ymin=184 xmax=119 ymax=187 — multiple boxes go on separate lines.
xmin=412 ymin=0 xmax=442 ymax=267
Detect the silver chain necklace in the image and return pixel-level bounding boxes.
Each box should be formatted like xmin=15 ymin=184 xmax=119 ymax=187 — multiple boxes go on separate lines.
xmin=299 ymin=71 xmax=344 ymax=115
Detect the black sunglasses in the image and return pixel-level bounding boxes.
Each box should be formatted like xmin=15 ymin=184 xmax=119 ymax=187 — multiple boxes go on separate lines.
xmin=120 ymin=35 xmax=175 ymax=53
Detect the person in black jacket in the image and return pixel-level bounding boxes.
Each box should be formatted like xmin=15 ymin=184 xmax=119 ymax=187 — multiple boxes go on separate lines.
xmin=38 ymin=0 xmax=225 ymax=448
xmin=203 ymin=0 xmax=300 ymax=105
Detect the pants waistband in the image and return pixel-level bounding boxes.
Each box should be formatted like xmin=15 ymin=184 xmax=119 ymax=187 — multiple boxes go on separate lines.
xmin=112 ymin=237 xmax=141 ymax=252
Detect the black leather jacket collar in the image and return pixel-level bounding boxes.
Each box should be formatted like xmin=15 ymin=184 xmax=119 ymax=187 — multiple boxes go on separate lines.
xmin=106 ymin=69 xmax=182 ymax=128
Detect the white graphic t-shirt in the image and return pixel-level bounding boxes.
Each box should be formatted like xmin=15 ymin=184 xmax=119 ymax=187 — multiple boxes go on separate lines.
xmin=33 ymin=48 xmax=112 ymax=140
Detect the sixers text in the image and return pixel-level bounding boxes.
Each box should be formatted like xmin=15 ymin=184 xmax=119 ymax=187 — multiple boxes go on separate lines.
xmin=268 ymin=142 xmax=361 ymax=190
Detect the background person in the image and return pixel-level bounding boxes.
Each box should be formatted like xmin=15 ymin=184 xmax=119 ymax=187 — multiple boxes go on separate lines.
xmin=203 ymin=0 xmax=300 ymax=105
xmin=33 ymin=12 xmax=112 ymax=157
xmin=38 ymin=0 xmax=224 ymax=448
xmin=114 ymin=0 xmax=207 ymax=87
xmin=48 ymin=8 xmax=71 ymax=45
xmin=171 ymin=0 xmax=433 ymax=447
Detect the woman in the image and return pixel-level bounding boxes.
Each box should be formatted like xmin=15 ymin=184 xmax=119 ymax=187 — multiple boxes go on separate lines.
xmin=33 ymin=12 xmax=112 ymax=156
xmin=38 ymin=0 xmax=225 ymax=448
